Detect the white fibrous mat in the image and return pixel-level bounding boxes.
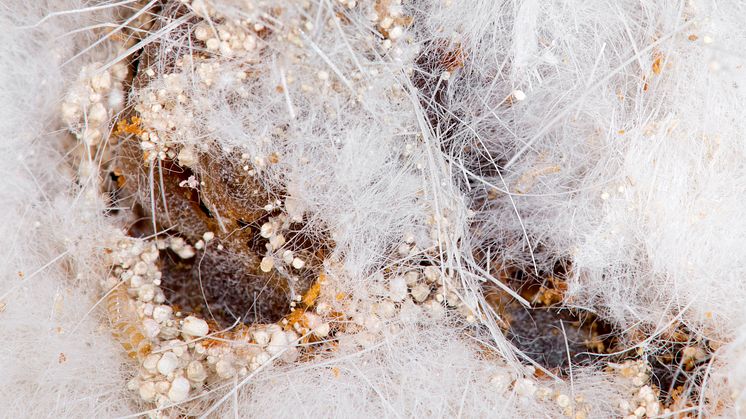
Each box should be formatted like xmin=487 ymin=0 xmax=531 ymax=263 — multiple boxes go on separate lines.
xmin=2 ymin=1 xmax=746 ymax=417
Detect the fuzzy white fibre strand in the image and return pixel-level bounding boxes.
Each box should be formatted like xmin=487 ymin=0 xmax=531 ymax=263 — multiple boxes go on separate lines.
xmin=2 ymin=0 xmax=746 ymax=418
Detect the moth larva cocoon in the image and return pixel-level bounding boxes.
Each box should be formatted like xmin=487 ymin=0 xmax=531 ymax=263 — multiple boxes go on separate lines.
xmin=106 ymin=286 xmax=152 ymax=361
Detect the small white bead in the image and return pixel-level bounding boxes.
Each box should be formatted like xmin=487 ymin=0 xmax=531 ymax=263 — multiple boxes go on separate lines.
xmin=423 ymin=266 xmax=439 ymax=283
xmin=316 ymin=302 xmax=331 ymax=316
xmin=139 ymin=381 xmax=156 ymax=402
xmin=142 ymin=319 xmax=161 ymax=339
xmin=410 ymin=283 xmax=430 ymax=303
xmin=260 ymin=256 xmax=274 ymax=273
xmin=187 ymin=361 xmax=207 ymax=382
xmin=206 ymin=38 xmax=220 ymax=50
xmin=157 ymin=352 xmax=179 ymax=376
xmin=243 ymin=36 xmax=256 ymax=51
xmin=133 ymin=261 xmax=148 ymax=275
xmin=266 ymin=329 xmax=288 ymax=355
xmin=167 ymin=377 xmax=190 ymax=403
xmin=153 ymin=305 xmax=173 ymax=323
xmin=219 ymin=41 xmax=233 ymax=56
xmin=194 ymin=25 xmax=209 ymax=41
xmin=143 ymin=354 xmax=160 ymax=373
xmin=388 ymin=26 xmax=403 ymax=40
xmin=291 ymin=257 xmax=305 ymax=269
xmin=260 ymin=222 xmax=274 ymax=238
xmin=215 ymin=360 xmax=235 ymax=379
xmin=170 ymin=341 xmax=186 ymax=357
xmin=138 ymin=284 xmax=155 ymax=302
xmin=177 ymin=246 xmax=195 ymax=259
xmin=182 ymin=316 xmax=209 ymax=337
xmin=194 ymin=343 xmax=206 ymax=355
xmin=252 ymin=329 xmax=270 ymax=346
xmin=512 ymin=89 xmax=526 ymax=101
xmin=177 ymin=146 xmax=197 ymax=167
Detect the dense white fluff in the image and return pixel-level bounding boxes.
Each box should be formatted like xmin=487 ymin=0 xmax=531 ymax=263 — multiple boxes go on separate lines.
xmin=433 ymin=0 xmax=746 ymax=338
xmin=566 ymin=3 xmax=746 ymax=343
xmin=0 ymin=1 xmax=136 ymax=416
xmin=422 ymin=0 xmax=746 ymax=414
xmin=212 ymin=318 xmax=633 ymax=418
xmin=4 ymin=0 xmax=746 ymax=417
